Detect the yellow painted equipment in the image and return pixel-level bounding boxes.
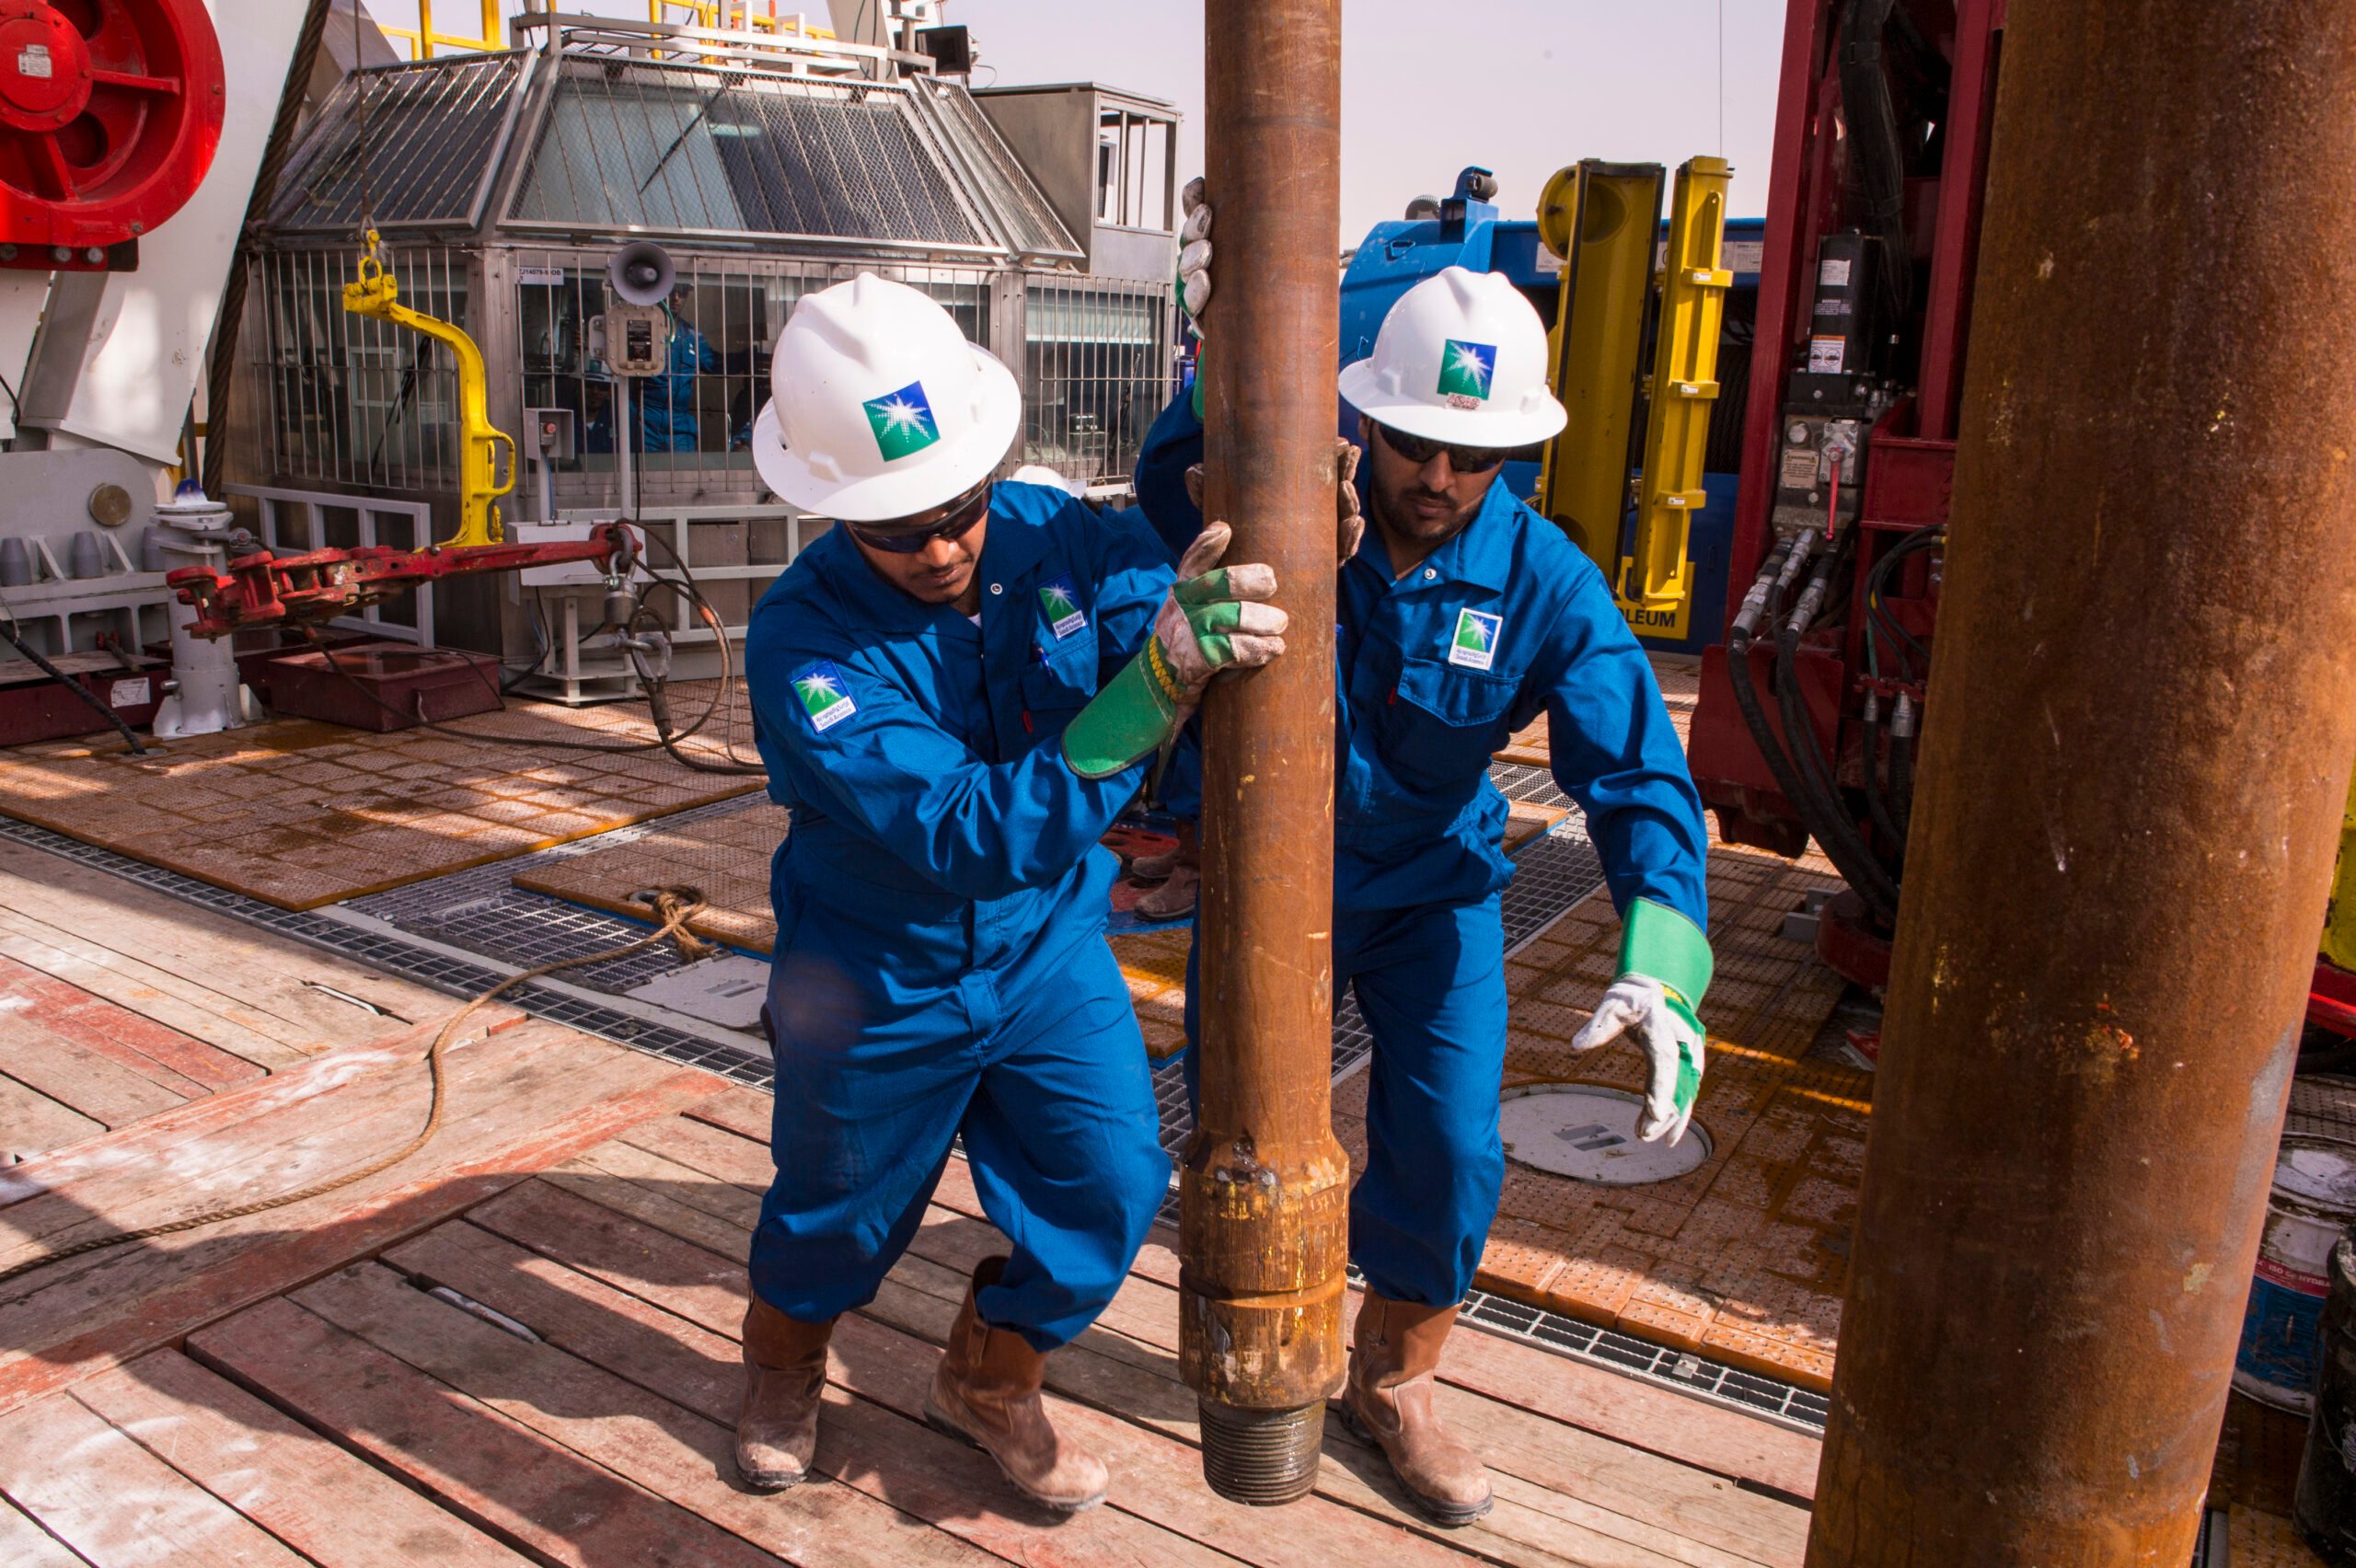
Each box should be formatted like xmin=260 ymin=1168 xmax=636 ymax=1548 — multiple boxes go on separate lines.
xmin=2326 ymin=768 xmax=2356 ymax=974
xmin=1533 ymin=161 xmax=1663 ymax=575
xmin=1619 ymin=156 xmax=1732 ymax=616
xmin=341 ymin=233 xmax=516 ymax=549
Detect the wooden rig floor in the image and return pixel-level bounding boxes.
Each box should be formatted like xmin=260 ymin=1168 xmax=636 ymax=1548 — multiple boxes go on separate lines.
xmin=0 ymin=662 xmax=2325 ymax=1564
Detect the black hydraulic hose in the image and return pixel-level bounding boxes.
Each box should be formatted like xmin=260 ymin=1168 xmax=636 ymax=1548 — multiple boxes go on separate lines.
xmin=0 ymin=623 xmax=148 ymax=756
xmin=1860 ymin=705 xmax=1906 ymax=862
xmin=1726 ymin=538 xmax=1902 ymax=923
xmin=1771 ymin=543 xmax=1902 ymax=918
xmin=1840 ymin=0 xmax=1913 ymax=322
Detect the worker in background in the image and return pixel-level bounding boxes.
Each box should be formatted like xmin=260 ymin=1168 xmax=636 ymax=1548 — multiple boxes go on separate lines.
xmin=637 ymin=281 xmax=719 ymax=453
xmin=1141 ymin=241 xmax=1713 ymax=1526
xmin=736 ymin=273 xmax=1288 ymax=1512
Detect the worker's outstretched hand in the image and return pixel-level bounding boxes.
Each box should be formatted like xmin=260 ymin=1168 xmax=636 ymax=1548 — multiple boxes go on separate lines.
xmin=1571 ymin=976 xmax=1705 ymax=1146
xmin=1179 ymin=178 xmax=1212 ymax=328
xmin=1158 ymin=520 xmax=1287 ymax=696
xmin=1059 ymin=522 xmax=1284 ymax=780
xmin=1184 ymin=438 xmax=1363 ymax=567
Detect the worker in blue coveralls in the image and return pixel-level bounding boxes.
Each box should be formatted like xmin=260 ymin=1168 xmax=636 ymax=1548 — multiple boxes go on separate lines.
xmin=736 ymin=273 xmax=1290 ymax=1513
xmin=1143 ymin=236 xmax=1714 ymax=1527
xmin=636 ymin=281 xmax=719 ymax=453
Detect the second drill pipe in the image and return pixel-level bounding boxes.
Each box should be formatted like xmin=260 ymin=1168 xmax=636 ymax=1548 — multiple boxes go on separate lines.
xmin=1183 ymin=0 xmax=1348 ymax=1507
xmin=1806 ymin=1 xmax=2356 ymax=1562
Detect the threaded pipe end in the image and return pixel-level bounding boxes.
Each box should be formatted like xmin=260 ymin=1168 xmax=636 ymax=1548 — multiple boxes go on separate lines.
xmin=1198 ymin=1399 xmax=1324 ymax=1505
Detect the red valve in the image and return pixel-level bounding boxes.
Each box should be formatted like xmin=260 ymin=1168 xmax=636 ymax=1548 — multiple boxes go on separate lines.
xmin=0 ymin=0 xmax=224 ymax=271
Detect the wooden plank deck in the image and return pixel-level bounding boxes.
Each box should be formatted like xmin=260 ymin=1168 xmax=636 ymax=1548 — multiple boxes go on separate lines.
xmin=0 ymin=869 xmax=1821 ymax=1565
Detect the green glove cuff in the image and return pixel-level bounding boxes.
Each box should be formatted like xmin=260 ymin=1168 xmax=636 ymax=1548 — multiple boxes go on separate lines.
xmin=1621 ymin=897 xmax=1714 ymax=1015
xmin=1062 ymin=636 xmax=1188 ymax=779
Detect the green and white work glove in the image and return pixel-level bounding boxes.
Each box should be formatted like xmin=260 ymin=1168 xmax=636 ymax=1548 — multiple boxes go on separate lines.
xmin=1186 ymin=439 xmax=1363 ymax=566
xmin=1179 ymin=177 xmax=1213 ymax=326
xmin=1570 ymin=899 xmax=1714 ymax=1145
xmin=1062 ymin=521 xmax=1285 ymax=779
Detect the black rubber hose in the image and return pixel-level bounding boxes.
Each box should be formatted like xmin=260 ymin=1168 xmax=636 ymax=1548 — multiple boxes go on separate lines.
xmin=0 ymin=624 xmax=148 ymax=756
xmin=1774 ymin=614 xmax=1902 ymax=920
xmin=1859 ymin=707 xmax=1907 ymax=863
xmin=1840 ymin=0 xmax=1912 ymax=322
xmin=1726 ymin=563 xmax=1900 ymax=923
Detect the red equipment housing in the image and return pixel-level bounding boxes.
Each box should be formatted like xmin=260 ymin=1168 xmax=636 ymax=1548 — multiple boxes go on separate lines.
xmin=0 ymin=0 xmax=225 ymax=270
xmin=1687 ymin=0 xmax=2005 ymax=985
xmin=166 ymin=526 xmax=638 ymax=641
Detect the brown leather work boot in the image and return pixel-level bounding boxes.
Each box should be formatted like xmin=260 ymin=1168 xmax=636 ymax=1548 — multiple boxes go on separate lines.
xmin=736 ymin=1296 xmax=835 ymax=1491
xmin=1336 ymin=1291 xmax=1493 ymax=1526
xmin=923 ymin=1256 xmax=1110 ymax=1512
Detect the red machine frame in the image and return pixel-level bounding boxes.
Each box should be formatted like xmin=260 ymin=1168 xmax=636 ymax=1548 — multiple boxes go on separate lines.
xmin=166 ymin=526 xmax=636 ymax=641
xmin=1687 ymin=0 xmax=2005 ymax=986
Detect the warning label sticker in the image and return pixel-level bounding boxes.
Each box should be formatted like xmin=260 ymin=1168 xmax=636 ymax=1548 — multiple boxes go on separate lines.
xmin=1807 ymin=335 xmax=1848 ymax=375
xmin=1819 ymin=256 xmax=1852 ymax=288
xmin=1780 ymin=450 xmax=1820 ymax=490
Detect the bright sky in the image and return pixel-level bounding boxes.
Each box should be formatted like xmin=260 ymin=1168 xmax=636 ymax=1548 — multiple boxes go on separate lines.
xmin=955 ymin=0 xmax=1784 ymax=242
xmin=387 ymin=1 xmax=1784 ymax=242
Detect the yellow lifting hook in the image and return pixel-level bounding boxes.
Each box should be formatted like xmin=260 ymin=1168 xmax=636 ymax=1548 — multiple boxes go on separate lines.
xmin=341 ymin=230 xmax=517 ymax=548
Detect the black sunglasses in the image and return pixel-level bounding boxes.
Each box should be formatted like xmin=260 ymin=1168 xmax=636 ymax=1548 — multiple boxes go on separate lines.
xmin=846 ymin=481 xmax=993 ymax=554
xmin=1373 ymin=421 xmax=1510 ymax=474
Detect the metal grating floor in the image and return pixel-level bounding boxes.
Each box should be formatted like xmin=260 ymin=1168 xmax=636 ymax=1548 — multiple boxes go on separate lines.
xmin=0 ymin=765 xmax=1831 ymax=1440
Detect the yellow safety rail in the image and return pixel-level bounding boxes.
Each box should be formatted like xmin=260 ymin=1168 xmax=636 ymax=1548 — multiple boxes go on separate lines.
xmin=341 ymin=234 xmax=515 ymax=548
xmin=379 ymin=3 xmax=828 ymax=58
xmin=376 ymin=0 xmax=501 ymax=60
xmin=2326 ymin=769 xmax=2356 ymax=973
xmin=1621 ymin=156 xmax=1733 ymax=617
xmin=1532 ymin=161 xmax=1663 ymax=578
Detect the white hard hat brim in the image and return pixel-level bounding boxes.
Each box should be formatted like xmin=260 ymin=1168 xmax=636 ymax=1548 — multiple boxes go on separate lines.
xmin=753 ymin=346 xmax=1022 ymax=523
xmin=1337 ymin=357 xmax=1569 ymax=450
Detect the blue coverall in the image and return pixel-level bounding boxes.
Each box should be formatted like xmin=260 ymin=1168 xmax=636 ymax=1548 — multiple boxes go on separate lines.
xmin=1137 ymin=395 xmax=1711 ymax=1309
xmin=743 ymin=481 xmax=1177 ymax=1349
xmin=637 ymin=314 xmax=718 ymax=453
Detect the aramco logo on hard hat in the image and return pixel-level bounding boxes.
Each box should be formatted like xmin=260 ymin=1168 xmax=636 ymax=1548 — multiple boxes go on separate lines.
xmin=862 ymin=381 xmax=941 ymax=462
xmin=1437 ymin=339 xmax=1496 ymax=408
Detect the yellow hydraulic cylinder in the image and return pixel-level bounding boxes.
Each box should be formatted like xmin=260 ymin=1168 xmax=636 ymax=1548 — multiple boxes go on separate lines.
xmin=1533 ymin=161 xmax=1663 ymax=575
xmin=2326 ymin=767 xmax=2356 ymax=973
xmin=1620 ymin=156 xmax=1732 ymax=617
xmin=341 ymin=234 xmax=516 ymax=548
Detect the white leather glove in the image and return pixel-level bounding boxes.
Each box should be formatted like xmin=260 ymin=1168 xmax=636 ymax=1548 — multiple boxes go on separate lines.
xmin=1184 ymin=439 xmax=1363 ymax=566
xmin=1179 ymin=177 xmax=1212 ymax=329
xmin=1572 ymin=974 xmax=1706 ymax=1146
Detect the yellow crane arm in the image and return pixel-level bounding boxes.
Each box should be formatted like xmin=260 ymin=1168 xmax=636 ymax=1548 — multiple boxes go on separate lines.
xmin=341 ymin=235 xmax=516 ymax=548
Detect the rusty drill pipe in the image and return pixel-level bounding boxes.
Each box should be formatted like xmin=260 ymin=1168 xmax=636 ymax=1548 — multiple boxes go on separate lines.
xmin=1182 ymin=0 xmax=1348 ymax=1508
xmin=1806 ymin=3 xmax=2356 ymax=1562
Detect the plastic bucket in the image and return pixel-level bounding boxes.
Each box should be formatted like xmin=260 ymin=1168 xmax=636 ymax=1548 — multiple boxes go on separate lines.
xmin=2235 ymin=1136 xmax=2356 ymax=1414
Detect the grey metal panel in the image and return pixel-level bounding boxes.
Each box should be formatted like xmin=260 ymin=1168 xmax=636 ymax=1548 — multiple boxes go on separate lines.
xmin=498 ymin=58 xmax=1073 ymax=259
xmin=913 ymin=80 xmax=1082 ymax=260
xmin=268 ymin=52 xmax=531 ymax=232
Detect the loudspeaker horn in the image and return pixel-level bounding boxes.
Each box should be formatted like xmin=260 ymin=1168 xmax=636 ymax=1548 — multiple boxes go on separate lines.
xmin=606 ymin=241 xmax=676 ymax=307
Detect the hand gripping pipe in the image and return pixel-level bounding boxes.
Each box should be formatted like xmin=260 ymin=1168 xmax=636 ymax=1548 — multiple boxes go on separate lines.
xmin=1805 ymin=2 xmax=2356 ymax=1561
xmin=1184 ymin=0 xmax=1349 ymax=1507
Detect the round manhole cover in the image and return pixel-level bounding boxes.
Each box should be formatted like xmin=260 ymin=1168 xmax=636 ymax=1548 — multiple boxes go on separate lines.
xmin=1499 ymin=1084 xmax=1711 ymax=1185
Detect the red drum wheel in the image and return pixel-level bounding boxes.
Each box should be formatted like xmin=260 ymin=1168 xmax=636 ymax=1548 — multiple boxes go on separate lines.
xmin=0 ymin=0 xmax=223 ymax=263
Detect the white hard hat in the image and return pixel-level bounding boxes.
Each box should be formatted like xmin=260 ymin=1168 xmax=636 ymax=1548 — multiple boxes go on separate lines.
xmin=751 ymin=272 xmax=1021 ymax=522
xmin=1337 ymin=265 xmax=1567 ymax=448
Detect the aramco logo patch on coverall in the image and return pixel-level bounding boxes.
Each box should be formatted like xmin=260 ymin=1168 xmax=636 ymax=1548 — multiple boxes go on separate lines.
xmin=1038 ymin=577 xmax=1088 ymax=640
xmin=863 ymin=382 xmax=941 ymax=462
xmin=1437 ymin=339 xmax=1496 ymax=408
xmin=793 ymin=662 xmax=858 ymax=732
xmin=1450 ymin=608 xmax=1502 ymax=671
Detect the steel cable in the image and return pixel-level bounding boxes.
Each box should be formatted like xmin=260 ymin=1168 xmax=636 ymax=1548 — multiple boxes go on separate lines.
xmin=0 ymin=888 xmax=717 ymax=1295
